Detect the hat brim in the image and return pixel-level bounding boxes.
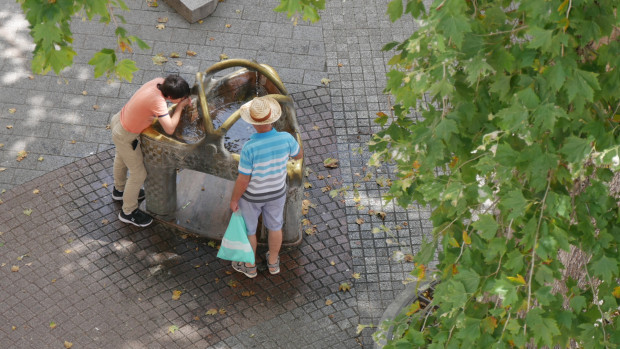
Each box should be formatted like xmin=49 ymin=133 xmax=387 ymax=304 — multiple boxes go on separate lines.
xmin=240 ymin=98 xmax=282 ymax=125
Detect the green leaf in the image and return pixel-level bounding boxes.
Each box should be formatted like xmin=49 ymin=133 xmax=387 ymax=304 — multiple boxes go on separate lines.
xmin=438 ymin=14 xmax=470 ymax=48
xmin=565 ymin=69 xmax=600 ymax=103
xmin=543 ymin=62 xmax=566 ymax=92
xmin=496 ymin=104 xmax=528 ymax=132
xmin=569 ymin=295 xmax=586 ymax=312
xmin=527 ymin=26 xmax=553 ymax=52
xmin=88 ymin=49 xmax=116 ymax=78
xmin=48 ymin=47 xmax=76 ymax=74
xmin=500 ymin=189 xmax=527 ymax=221
xmin=560 ymin=136 xmax=591 ymax=163
xmin=387 ymin=0 xmax=403 ymax=22
xmin=491 ymin=279 xmax=518 ymax=306
xmin=130 ymin=36 xmax=150 ymax=50
xmin=115 ymin=59 xmax=138 ymax=82
xmin=434 ymin=118 xmax=458 ymax=142
xmin=32 ymin=22 xmax=63 ymax=47
xmin=526 ymin=308 xmax=561 ymax=347
xmin=590 ymin=254 xmax=618 ymax=283
xmin=453 ymin=268 xmax=480 ymax=293
xmin=405 ymin=0 xmax=425 ymax=18
xmin=472 ymin=214 xmax=498 ymax=240
xmin=464 ymin=55 xmax=495 ymax=86
xmin=489 ymin=74 xmax=511 ymax=101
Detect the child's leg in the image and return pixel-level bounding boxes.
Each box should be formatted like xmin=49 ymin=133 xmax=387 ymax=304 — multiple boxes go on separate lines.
xmin=247 ymin=234 xmax=257 ymax=268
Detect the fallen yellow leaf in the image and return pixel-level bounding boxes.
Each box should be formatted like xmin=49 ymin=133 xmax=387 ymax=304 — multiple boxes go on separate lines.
xmin=50 ymin=321 xmax=57 ymax=329
xmin=352 ymin=272 xmax=361 ymax=279
xmin=157 ymin=17 xmax=168 ymax=23
xmin=206 ymin=308 xmax=218 ymax=315
xmin=11 ymin=265 xmax=19 ymax=272
xmin=218 ymin=308 xmax=226 ymax=315
xmin=6 ymin=125 xmax=13 ymax=129
xmin=325 ymin=299 xmax=333 ymax=306
xmin=156 ymin=24 xmax=165 ymax=30
xmin=186 ymin=50 xmax=197 ymax=56
xmin=339 ymin=282 xmax=351 ymax=292
xmin=8 ymin=108 xmax=16 ymax=114
xmin=172 ymin=290 xmax=182 ymax=300
xmin=33 ymin=189 xmax=40 ymax=194
xmin=170 ymin=52 xmax=180 ymax=58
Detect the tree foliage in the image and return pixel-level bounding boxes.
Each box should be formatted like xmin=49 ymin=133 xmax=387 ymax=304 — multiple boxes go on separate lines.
xmin=18 ymin=0 xmax=148 ymax=81
xmin=368 ymin=0 xmax=620 ymax=347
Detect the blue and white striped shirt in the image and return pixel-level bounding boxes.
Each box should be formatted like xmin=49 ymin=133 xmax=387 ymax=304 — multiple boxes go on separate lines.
xmin=238 ymin=129 xmax=300 ymax=203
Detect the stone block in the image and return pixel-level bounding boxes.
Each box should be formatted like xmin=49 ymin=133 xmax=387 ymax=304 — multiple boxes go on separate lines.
xmin=163 ymin=0 xmax=218 ymax=23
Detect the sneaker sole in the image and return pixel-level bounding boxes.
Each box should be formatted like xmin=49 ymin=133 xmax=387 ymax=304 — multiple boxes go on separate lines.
xmin=118 ymin=212 xmax=153 ymax=227
xmin=232 ymin=263 xmax=257 ymax=278
xmin=112 ymin=195 xmax=146 ymax=201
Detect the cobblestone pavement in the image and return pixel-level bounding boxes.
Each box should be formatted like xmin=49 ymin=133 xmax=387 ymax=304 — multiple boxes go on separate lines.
xmin=0 ymin=0 xmax=431 ymax=347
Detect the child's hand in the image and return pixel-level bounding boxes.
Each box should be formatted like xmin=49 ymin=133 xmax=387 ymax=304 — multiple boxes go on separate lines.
xmin=179 ymin=96 xmax=192 ymax=108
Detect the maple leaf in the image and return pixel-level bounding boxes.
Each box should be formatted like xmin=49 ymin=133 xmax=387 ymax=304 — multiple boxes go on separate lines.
xmin=301 ymin=218 xmax=311 ymax=226
xmin=152 ymin=54 xmax=168 ymax=66
xmin=305 ymin=228 xmax=315 ymax=235
xmin=220 ymin=53 xmax=229 ymax=61
xmin=37 ymin=156 xmax=44 ymax=161
xmin=8 ymin=108 xmax=16 ymax=114
xmin=172 ymin=290 xmax=182 ymax=300
xmin=218 ymin=308 xmax=226 ymax=315
xmin=170 ymin=52 xmax=180 ymax=58
xmin=355 ymin=218 xmax=364 ymax=225
xmin=321 ymin=78 xmax=331 ymax=86
xmin=168 ymin=325 xmax=178 ymax=333
xmin=323 ymin=158 xmax=339 ymax=168
xmin=175 ymin=61 xmax=183 ymax=67
xmin=32 ymin=189 xmax=40 ymax=194
xmin=303 ymin=182 xmax=312 ymax=189
xmin=225 ymin=24 xmax=231 ymax=28
xmin=205 ymin=308 xmax=217 ymax=315
xmin=186 ymin=50 xmax=197 ymax=56
xmin=339 ymin=282 xmax=351 ymax=292
xmin=325 ymin=299 xmax=333 ymax=306
xmin=23 ymin=208 xmax=33 ymax=216
xmin=352 ymin=272 xmax=361 ymax=279
xmin=64 ymin=341 xmax=73 ymax=349
xmin=11 ymin=265 xmax=19 ymax=272
xmin=101 ymin=219 xmax=109 ymax=225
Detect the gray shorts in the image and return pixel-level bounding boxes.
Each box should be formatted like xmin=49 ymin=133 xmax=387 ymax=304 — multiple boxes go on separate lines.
xmin=238 ymin=195 xmax=286 ymax=235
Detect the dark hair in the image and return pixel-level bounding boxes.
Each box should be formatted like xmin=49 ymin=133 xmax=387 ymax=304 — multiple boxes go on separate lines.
xmin=157 ymin=75 xmax=190 ymax=99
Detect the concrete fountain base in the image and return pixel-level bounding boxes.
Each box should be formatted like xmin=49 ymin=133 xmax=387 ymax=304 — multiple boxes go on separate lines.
xmin=164 ymin=0 xmax=218 ymax=23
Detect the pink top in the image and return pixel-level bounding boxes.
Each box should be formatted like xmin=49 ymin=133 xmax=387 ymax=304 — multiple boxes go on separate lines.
xmin=120 ymin=78 xmax=169 ymax=133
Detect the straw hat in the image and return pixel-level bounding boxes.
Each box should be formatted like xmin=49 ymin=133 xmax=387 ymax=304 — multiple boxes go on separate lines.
xmin=240 ymin=96 xmax=282 ymax=125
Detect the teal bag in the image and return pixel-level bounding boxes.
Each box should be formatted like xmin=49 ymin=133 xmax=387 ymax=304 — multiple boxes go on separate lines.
xmin=217 ymin=212 xmax=255 ymax=264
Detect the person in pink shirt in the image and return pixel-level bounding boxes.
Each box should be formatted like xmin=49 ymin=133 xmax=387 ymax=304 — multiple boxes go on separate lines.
xmin=110 ymin=75 xmax=192 ymax=227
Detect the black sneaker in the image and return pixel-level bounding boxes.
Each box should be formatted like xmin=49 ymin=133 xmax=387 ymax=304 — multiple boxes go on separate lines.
xmin=112 ymin=187 xmax=145 ymax=201
xmin=118 ymin=209 xmax=153 ymax=227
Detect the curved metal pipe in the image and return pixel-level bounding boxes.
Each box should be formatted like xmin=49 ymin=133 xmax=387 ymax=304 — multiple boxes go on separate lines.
xmin=205 ymin=59 xmax=288 ymax=96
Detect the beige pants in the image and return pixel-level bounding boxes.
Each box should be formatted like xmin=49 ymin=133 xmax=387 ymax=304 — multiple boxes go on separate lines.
xmin=111 ymin=112 xmax=147 ymax=214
